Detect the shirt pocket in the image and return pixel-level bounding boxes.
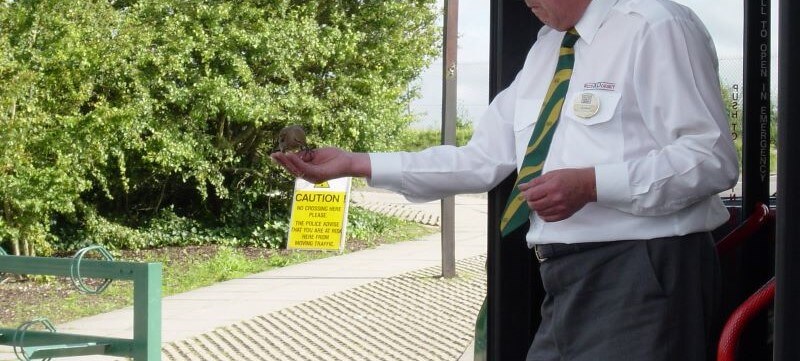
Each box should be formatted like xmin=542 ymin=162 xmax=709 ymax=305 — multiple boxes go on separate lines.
xmin=512 ymin=98 xmax=544 ymax=166
xmin=563 ymin=91 xmax=622 ymax=126
xmin=513 ymin=97 xmax=544 ymax=132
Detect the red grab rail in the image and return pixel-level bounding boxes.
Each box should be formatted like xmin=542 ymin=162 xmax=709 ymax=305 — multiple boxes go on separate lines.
xmin=717 ymin=278 xmax=776 ymax=361
xmin=714 ymin=202 xmax=774 ymax=361
xmin=715 ymin=203 xmax=771 ymax=256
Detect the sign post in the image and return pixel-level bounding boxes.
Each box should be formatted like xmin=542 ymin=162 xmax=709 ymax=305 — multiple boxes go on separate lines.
xmin=287 ymin=177 xmax=352 ymax=252
xmin=440 ymin=0 xmax=458 ymax=279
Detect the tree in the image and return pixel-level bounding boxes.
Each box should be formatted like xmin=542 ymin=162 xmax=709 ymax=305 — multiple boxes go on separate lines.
xmin=0 ymin=0 xmax=439 ymax=254
xmin=0 ymin=0 xmax=130 ymax=255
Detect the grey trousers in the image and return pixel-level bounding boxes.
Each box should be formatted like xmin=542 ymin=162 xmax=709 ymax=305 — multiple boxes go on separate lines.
xmin=526 ymin=233 xmax=720 ymax=361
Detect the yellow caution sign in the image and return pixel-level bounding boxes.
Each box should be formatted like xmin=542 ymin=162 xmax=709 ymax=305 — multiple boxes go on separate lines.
xmin=288 ymin=177 xmax=351 ymax=251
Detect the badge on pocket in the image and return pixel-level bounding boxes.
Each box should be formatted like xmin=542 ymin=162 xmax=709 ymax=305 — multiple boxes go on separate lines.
xmin=573 ymin=92 xmax=600 ymax=119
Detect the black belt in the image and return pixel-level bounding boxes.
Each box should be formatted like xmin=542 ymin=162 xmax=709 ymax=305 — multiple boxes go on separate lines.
xmin=534 ymin=241 xmax=617 ymax=263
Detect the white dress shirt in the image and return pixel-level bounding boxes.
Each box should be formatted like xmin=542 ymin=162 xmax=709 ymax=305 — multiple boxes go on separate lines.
xmin=368 ymin=0 xmax=739 ymax=246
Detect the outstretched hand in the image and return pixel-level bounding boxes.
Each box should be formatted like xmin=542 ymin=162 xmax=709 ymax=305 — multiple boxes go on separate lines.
xmin=270 ymin=147 xmax=371 ymax=184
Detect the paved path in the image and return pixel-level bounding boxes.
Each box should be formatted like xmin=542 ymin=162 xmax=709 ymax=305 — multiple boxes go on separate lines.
xmin=1 ymin=189 xmax=487 ymax=361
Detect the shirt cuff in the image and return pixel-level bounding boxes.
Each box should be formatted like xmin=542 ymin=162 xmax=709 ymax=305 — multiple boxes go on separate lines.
xmin=366 ymin=152 xmax=404 ymax=190
xmin=594 ymin=163 xmax=632 ymax=209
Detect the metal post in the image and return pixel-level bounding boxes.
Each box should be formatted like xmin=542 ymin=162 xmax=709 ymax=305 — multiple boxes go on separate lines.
xmin=741 ymin=0 xmax=772 ymax=209
xmin=742 ymin=0 xmax=771 ymax=215
xmin=740 ymin=0 xmax=773 ymax=359
xmin=134 ymin=262 xmax=162 ymax=361
xmin=775 ymin=0 xmax=800 ymax=358
xmin=440 ymin=0 xmax=458 ymax=278
xmin=487 ymin=1 xmax=543 ymax=360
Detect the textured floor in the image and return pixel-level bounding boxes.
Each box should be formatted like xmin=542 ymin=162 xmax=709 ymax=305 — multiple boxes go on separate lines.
xmin=161 ymin=255 xmax=486 ymax=361
xmin=351 ymin=199 xmax=441 ymax=226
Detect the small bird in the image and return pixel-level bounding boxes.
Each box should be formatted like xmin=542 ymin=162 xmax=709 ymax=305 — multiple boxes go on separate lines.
xmin=277 ymin=124 xmax=311 ymax=153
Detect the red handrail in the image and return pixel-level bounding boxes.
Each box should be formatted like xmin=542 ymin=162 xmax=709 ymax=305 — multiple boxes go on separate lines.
xmin=717 ymin=278 xmax=776 ymax=361
xmin=715 ymin=203 xmax=770 ymax=256
xmin=714 ymin=202 xmax=775 ymax=361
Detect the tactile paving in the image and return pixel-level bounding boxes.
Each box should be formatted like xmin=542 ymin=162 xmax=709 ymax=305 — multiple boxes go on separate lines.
xmin=163 ymin=255 xmax=487 ymax=360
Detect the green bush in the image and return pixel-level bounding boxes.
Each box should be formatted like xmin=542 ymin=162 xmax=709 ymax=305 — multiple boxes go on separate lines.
xmin=0 ymin=0 xmax=439 ymax=254
xmin=47 ymin=201 xmax=415 ymax=253
xmin=400 ymin=118 xmax=474 ymax=151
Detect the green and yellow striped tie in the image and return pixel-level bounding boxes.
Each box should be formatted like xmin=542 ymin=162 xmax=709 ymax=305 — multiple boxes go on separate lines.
xmin=500 ymin=28 xmax=580 ymax=237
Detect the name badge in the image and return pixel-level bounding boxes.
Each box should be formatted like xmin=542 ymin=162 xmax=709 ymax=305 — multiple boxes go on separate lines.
xmin=573 ymin=92 xmax=600 ymax=119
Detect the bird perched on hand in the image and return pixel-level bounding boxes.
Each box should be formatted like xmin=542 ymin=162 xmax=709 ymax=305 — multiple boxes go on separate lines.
xmin=277 ymin=124 xmax=312 ymax=154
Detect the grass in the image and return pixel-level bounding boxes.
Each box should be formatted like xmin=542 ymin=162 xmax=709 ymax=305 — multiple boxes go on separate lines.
xmin=0 ymin=209 xmax=434 ymax=327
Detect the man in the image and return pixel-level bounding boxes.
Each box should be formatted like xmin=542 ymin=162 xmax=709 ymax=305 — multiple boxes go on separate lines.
xmin=272 ymin=0 xmax=739 ymax=359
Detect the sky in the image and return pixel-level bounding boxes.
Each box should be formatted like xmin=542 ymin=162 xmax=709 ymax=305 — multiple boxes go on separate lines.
xmin=410 ymin=0 xmax=780 ymax=128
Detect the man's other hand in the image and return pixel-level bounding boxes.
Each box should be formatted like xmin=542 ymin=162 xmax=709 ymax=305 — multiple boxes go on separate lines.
xmin=519 ymin=167 xmax=597 ymax=222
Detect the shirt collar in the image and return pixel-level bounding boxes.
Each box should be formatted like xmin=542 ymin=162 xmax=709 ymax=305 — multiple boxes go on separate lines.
xmin=574 ymin=0 xmax=618 ymax=45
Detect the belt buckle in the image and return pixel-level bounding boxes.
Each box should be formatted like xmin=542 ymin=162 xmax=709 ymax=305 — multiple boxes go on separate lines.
xmin=534 ymin=246 xmax=548 ymax=263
